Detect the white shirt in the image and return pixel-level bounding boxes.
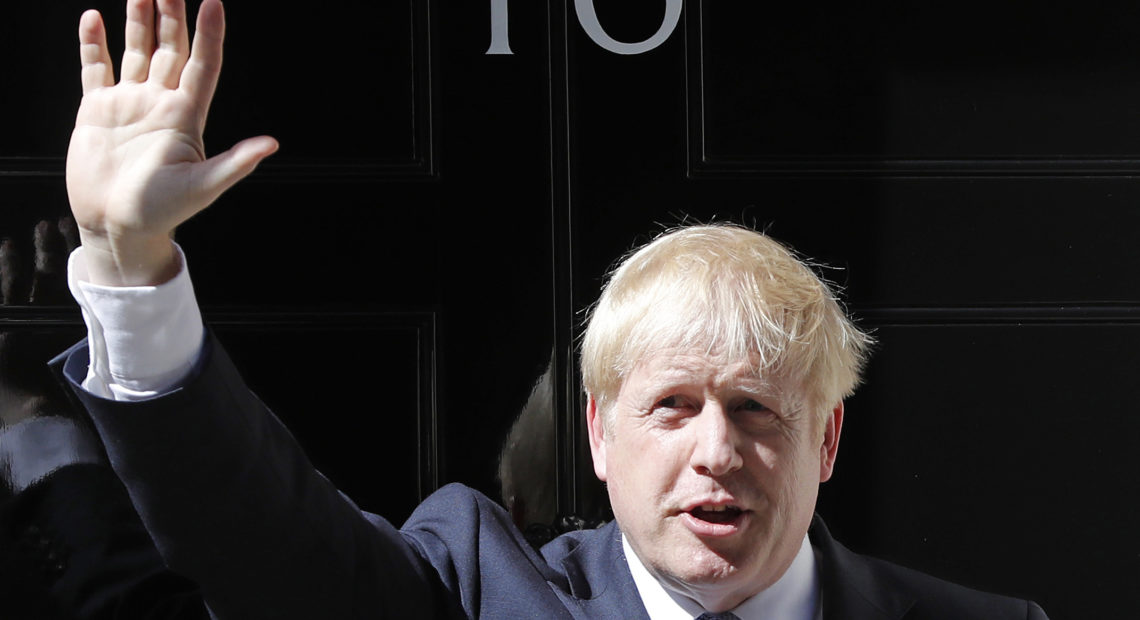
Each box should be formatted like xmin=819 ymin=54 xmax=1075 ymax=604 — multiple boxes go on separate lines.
xmin=67 ymin=245 xmax=204 ymax=399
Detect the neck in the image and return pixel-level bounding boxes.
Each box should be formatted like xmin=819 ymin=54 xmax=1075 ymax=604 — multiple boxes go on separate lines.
xmin=623 ymin=534 xmax=820 ymax=619
xmin=658 ymin=573 xmax=767 ymax=613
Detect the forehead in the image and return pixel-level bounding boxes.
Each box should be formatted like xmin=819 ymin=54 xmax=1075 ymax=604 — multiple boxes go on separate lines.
xmin=620 ymin=349 xmax=786 ymax=398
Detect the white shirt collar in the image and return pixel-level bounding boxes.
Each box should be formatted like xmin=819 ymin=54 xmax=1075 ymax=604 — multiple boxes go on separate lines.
xmin=623 ymin=533 xmax=820 ymax=620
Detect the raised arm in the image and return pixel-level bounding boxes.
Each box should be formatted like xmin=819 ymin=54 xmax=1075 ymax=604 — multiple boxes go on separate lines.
xmin=57 ymin=6 xmax=460 ymax=617
xmin=66 ymin=0 xmax=277 ymax=287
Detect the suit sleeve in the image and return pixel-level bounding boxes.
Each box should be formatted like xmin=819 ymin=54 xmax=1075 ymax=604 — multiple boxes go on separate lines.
xmin=57 ymin=333 xmax=455 ymax=619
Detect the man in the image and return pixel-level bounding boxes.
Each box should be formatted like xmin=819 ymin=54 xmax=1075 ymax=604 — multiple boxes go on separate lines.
xmin=59 ymin=0 xmax=1048 ymax=617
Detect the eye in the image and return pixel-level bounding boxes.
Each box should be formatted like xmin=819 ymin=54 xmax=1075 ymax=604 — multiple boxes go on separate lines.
xmin=656 ymin=395 xmax=682 ymax=408
xmin=740 ymin=399 xmax=771 ymax=413
xmin=652 ymin=395 xmax=697 ymax=416
xmin=649 ymin=394 xmax=696 ymax=426
xmin=733 ymin=398 xmax=782 ymax=433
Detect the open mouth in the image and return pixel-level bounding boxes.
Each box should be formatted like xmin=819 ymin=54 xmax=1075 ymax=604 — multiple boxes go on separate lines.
xmin=689 ymin=505 xmax=743 ymax=524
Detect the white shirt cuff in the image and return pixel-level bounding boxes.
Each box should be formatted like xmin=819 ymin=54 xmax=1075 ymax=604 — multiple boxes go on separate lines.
xmin=67 ymin=244 xmax=205 ymax=401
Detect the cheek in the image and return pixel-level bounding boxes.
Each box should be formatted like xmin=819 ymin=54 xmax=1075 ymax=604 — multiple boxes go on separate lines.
xmin=608 ymin=434 xmax=685 ymax=499
xmin=744 ymin=437 xmax=784 ymax=474
xmin=778 ymin=441 xmax=826 ymax=503
xmin=604 ymin=457 xmax=663 ymax=529
xmin=746 ymin=439 xmax=816 ymax=491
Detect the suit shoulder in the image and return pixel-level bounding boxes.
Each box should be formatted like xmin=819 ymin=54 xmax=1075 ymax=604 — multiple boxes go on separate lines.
xmin=860 ymin=554 xmax=1046 ymax=618
xmin=811 ymin=518 xmax=1047 ymax=619
xmin=403 ymin=483 xmax=510 ymax=533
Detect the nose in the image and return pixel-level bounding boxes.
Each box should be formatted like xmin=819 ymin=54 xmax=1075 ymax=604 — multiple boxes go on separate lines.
xmin=688 ymin=402 xmax=744 ymax=477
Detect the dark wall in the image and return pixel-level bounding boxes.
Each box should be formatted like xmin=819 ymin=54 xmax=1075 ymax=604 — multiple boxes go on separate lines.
xmin=1 ymin=1 xmax=1136 ymax=618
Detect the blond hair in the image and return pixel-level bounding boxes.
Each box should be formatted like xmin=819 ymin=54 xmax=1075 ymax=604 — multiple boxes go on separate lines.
xmin=581 ymin=224 xmax=872 ymax=426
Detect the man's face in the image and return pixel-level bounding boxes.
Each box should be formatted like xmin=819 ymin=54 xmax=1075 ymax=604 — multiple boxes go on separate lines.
xmin=587 ymin=349 xmax=842 ymax=610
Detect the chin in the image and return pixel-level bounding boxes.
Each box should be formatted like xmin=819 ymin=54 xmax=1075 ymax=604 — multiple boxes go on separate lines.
xmin=658 ymin=553 xmax=759 ymax=611
xmin=665 ymin=541 xmax=750 ymax=586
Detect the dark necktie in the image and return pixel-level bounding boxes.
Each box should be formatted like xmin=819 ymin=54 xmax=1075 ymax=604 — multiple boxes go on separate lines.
xmin=695 ymin=613 xmax=740 ymax=620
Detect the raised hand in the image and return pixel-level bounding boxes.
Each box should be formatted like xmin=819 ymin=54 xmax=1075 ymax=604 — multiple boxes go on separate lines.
xmin=66 ymin=0 xmax=277 ymax=286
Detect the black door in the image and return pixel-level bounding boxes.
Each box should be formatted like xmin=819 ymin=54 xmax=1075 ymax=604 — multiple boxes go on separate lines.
xmin=1 ymin=2 xmax=1135 ymax=618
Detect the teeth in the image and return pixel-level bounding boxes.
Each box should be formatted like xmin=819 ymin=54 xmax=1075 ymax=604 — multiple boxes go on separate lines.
xmin=701 ymin=505 xmax=728 ymax=512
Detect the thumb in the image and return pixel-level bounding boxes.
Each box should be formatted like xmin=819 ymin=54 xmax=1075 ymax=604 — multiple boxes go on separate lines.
xmin=189 ymin=135 xmax=279 ymax=209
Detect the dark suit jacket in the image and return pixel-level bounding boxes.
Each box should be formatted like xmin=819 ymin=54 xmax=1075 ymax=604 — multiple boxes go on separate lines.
xmin=56 ymin=334 xmax=1047 ymax=619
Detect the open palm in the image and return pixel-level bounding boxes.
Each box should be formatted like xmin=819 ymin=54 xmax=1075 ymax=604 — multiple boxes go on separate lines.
xmin=65 ymin=0 xmax=276 ymax=285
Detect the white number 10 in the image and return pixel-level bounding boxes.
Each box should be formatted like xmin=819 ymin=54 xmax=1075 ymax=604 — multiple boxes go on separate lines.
xmin=487 ymin=0 xmax=684 ymax=56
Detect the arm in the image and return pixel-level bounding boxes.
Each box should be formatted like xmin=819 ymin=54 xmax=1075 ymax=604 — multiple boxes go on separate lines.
xmin=63 ymin=2 xmax=449 ymax=617
xmin=58 ymin=335 xmax=445 ymax=619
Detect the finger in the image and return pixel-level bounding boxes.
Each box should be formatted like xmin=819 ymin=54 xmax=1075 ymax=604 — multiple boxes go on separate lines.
xmin=121 ymin=0 xmax=155 ymax=83
xmin=149 ymin=0 xmax=191 ymax=89
xmin=183 ymin=136 xmax=279 ymax=218
xmin=181 ymin=0 xmax=224 ymax=115
xmin=78 ymin=10 xmax=114 ymax=93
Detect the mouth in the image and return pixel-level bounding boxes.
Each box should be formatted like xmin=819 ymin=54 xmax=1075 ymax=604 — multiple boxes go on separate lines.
xmin=689 ymin=504 xmax=744 ymax=524
xmin=680 ymin=503 xmax=748 ymax=537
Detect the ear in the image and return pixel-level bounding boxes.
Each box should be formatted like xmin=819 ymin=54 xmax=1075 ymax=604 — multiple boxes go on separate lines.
xmin=585 ymin=394 xmax=608 ymax=482
xmin=818 ymin=401 xmax=844 ymax=483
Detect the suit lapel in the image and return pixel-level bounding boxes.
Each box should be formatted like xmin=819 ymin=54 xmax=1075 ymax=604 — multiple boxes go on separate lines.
xmin=553 ymin=522 xmax=651 ymax=620
xmin=810 ymin=516 xmax=916 ymax=620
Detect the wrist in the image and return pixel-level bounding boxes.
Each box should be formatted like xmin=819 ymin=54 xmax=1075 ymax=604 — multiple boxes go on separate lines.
xmin=77 ymin=231 xmax=180 ymax=287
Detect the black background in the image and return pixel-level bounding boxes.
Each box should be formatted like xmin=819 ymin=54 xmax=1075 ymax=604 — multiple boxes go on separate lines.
xmin=1 ymin=1 xmax=1137 ymax=617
